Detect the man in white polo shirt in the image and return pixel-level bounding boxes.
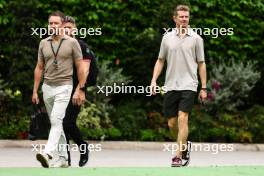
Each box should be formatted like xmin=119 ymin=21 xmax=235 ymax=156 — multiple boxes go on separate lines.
xmin=150 ymin=5 xmax=207 ymax=167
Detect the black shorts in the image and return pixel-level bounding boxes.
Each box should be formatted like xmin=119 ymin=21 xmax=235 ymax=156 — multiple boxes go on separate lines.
xmin=163 ymin=90 xmax=196 ymax=118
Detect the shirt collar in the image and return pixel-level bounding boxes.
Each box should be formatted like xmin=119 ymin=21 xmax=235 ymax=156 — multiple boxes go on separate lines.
xmin=47 ymin=35 xmax=68 ymax=41
xmin=174 ymin=27 xmax=193 ymax=37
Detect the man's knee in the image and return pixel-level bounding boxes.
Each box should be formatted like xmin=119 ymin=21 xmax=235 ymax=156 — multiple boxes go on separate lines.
xmin=168 ymin=117 xmax=177 ymax=128
xmin=178 ymin=111 xmax=189 ymax=125
xmin=50 ymin=117 xmax=63 ymax=127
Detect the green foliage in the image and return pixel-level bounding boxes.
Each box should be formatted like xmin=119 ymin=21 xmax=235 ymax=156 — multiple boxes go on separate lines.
xmin=79 ymin=128 xmax=104 ymax=140
xmin=105 ymin=127 xmax=122 ymax=140
xmin=77 ymin=102 xmax=112 ymax=130
xmin=140 ymin=112 xmax=171 ymax=141
xmin=0 ymin=77 xmax=25 ymax=127
xmin=0 ymin=77 xmax=7 ymax=101
xmin=0 ymin=115 xmax=29 ymax=139
xmin=244 ymin=105 xmax=264 ymax=142
xmin=140 ymin=128 xmax=170 ymax=141
xmin=87 ymin=60 xmax=131 ymax=103
xmin=80 ymin=127 xmax=122 ymax=140
xmin=2 ymin=0 xmax=263 ymax=108
xmin=190 ymin=105 xmax=264 ymax=143
xmin=78 ymin=60 xmax=131 ymax=140
xmin=0 ymin=0 xmax=264 ymax=142
xmin=140 ymin=129 xmax=156 ymax=141
xmin=112 ymin=100 xmax=148 ymax=140
xmin=206 ymin=59 xmax=260 ymax=112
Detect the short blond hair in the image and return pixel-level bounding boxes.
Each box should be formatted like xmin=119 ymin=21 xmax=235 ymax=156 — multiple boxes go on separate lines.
xmin=173 ymin=5 xmax=190 ymax=16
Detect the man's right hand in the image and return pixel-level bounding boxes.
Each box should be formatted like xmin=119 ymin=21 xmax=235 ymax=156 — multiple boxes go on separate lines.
xmin=72 ymin=89 xmax=80 ymax=106
xmin=72 ymin=88 xmax=86 ymax=106
xmin=150 ymin=81 xmax=157 ymax=95
xmin=32 ymin=92 xmax=39 ymax=104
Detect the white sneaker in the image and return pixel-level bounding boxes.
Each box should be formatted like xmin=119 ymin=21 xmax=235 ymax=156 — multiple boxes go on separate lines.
xmin=50 ymin=157 xmax=69 ymax=168
xmin=36 ymin=153 xmax=51 ymax=168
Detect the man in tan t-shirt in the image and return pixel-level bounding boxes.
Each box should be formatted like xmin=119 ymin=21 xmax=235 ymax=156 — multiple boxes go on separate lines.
xmin=150 ymin=5 xmax=207 ymax=167
xmin=32 ymin=11 xmax=88 ymax=168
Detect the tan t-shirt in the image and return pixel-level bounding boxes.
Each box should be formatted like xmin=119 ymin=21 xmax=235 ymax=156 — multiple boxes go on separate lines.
xmin=38 ymin=35 xmax=82 ymax=86
xmin=158 ymin=28 xmax=205 ymax=92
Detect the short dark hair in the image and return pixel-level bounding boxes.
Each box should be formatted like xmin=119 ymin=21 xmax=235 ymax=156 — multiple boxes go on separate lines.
xmin=64 ymin=16 xmax=76 ymax=25
xmin=48 ymin=11 xmax=65 ymax=22
xmin=173 ymin=5 xmax=190 ymax=16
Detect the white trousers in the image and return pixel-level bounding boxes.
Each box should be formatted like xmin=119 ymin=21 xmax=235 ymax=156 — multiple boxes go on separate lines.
xmin=42 ymin=83 xmax=73 ymax=159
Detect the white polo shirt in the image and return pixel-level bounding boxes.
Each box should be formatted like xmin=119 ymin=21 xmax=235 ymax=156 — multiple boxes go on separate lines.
xmin=158 ymin=28 xmax=205 ymax=92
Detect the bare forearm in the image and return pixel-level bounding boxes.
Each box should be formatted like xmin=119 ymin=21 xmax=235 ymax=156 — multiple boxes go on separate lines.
xmin=79 ymin=61 xmax=91 ymax=85
xmin=198 ymin=62 xmax=207 ymax=88
xmin=151 ymin=59 xmax=164 ymax=82
xmin=77 ymin=68 xmax=86 ymax=87
xmin=76 ymin=61 xmax=90 ymax=87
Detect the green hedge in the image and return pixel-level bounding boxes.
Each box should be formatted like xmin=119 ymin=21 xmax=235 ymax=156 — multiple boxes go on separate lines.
xmin=0 ymin=0 xmax=263 ymax=105
xmin=0 ymin=0 xmax=264 ymax=142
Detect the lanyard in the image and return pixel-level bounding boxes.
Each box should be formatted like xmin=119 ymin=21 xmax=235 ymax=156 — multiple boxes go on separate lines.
xmin=50 ymin=39 xmax=64 ymax=66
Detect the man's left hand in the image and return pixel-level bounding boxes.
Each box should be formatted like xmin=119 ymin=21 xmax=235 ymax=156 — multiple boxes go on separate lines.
xmin=79 ymin=89 xmax=86 ymax=106
xmin=72 ymin=89 xmax=86 ymax=106
xmin=199 ymin=89 xmax=207 ymax=102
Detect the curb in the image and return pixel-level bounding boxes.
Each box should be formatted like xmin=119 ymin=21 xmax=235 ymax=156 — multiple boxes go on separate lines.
xmin=0 ymin=140 xmax=264 ymax=151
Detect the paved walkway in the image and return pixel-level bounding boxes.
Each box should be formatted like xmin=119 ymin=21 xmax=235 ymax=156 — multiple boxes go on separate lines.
xmin=0 ymin=140 xmax=263 ymax=167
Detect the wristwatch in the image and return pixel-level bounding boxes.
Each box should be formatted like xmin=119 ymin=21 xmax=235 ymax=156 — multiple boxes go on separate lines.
xmin=80 ymin=85 xmax=86 ymax=92
xmin=201 ymin=88 xmax=207 ymax=92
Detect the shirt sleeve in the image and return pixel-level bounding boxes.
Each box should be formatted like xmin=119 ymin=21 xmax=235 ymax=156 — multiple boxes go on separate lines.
xmin=158 ymin=36 xmax=167 ymax=60
xmin=195 ymin=36 xmax=205 ymax=62
xmin=79 ymin=41 xmax=94 ymax=61
xmin=37 ymin=40 xmax=44 ymax=63
xmin=72 ymin=39 xmax=83 ymax=61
